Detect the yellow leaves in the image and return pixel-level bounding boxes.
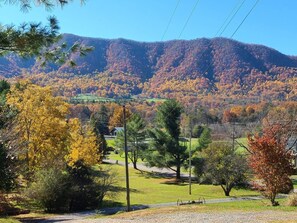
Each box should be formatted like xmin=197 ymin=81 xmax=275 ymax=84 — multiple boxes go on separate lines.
xmin=7 ymin=81 xmax=69 ymax=170
xmin=109 ymin=105 xmax=132 ymax=128
xmin=7 ymin=81 xmax=100 ymax=170
xmin=67 ymin=118 xmax=99 ymax=167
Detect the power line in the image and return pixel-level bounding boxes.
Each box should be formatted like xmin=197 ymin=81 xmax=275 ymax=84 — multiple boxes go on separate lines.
xmin=178 ymin=0 xmax=201 ymax=39
xmin=201 ymin=0 xmax=260 ymax=78
xmin=161 ymin=0 xmax=181 ymax=41
xmin=215 ymin=0 xmax=241 ymax=36
xmin=231 ymin=0 xmax=260 ymax=38
xmin=217 ymin=0 xmax=247 ymax=37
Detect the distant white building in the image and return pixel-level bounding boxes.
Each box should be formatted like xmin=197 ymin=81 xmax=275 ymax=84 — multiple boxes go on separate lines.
xmin=110 ymin=127 xmax=124 ymax=136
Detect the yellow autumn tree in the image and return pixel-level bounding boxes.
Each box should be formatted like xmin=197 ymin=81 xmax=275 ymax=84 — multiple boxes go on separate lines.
xmin=7 ymin=81 xmax=69 ymax=171
xmin=67 ymin=118 xmax=99 ymax=166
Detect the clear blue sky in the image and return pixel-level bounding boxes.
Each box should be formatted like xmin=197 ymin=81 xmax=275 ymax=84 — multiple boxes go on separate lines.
xmin=1 ymin=0 xmax=296 ymax=55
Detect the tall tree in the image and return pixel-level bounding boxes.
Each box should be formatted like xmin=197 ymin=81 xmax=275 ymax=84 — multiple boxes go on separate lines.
xmin=91 ymin=105 xmax=110 ymax=135
xmin=146 ymin=99 xmax=187 ymax=179
xmin=115 ymin=114 xmax=146 ymax=169
xmin=248 ymin=124 xmax=295 ymax=206
xmin=0 ymin=80 xmax=16 ymax=193
xmin=90 ymin=105 xmax=109 ymax=159
xmin=7 ymin=81 xmax=69 ymax=173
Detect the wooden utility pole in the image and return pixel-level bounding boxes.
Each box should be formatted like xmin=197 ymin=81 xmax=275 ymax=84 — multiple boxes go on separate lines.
xmin=189 ymin=120 xmax=192 ymax=195
xmin=123 ymin=105 xmax=131 ymax=211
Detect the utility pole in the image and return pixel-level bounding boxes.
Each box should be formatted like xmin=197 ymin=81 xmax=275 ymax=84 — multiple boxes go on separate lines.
xmin=123 ymin=105 xmax=131 ymax=211
xmin=189 ymin=118 xmax=192 ymax=195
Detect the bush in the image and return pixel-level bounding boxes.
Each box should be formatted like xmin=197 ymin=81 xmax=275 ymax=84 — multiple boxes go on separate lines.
xmin=27 ymin=161 xmax=118 ymax=212
xmin=26 ymin=168 xmax=70 ymax=212
xmin=67 ymin=160 xmax=118 ymax=211
xmin=94 ymin=167 xmax=118 ymax=206
xmin=286 ymin=193 xmax=297 ymax=206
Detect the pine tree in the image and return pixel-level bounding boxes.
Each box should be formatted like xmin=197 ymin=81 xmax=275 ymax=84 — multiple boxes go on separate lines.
xmin=0 ymin=0 xmax=92 ymax=66
xmin=146 ymin=99 xmax=187 ymax=179
xmin=115 ymin=114 xmax=146 ymax=169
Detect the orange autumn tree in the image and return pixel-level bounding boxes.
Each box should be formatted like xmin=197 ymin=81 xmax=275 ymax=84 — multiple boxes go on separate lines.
xmin=109 ymin=105 xmax=132 ymax=129
xmin=248 ymin=124 xmax=295 ymax=206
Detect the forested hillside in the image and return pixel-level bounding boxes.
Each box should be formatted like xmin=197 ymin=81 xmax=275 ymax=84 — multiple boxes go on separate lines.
xmin=0 ymin=34 xmax=296 ymax=103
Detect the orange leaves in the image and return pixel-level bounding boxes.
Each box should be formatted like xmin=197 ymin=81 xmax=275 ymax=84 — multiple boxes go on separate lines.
xmin=248 ymin=125 xmax=295 ymax=204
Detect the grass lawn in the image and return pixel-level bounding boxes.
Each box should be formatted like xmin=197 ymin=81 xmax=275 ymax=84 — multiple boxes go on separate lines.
xmin=102 ymin=163 xmax=259 ymax=207
xmin=106 ymin=138 xmax=116 ymax=148
xmin=0 ymin=218 xmax=20 ymax=223
xmin=107 ymin=152 xmax=126 ymax=162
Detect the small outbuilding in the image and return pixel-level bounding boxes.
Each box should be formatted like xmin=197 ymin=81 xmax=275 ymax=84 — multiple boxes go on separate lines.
xmin=110 ymin=127 xmax=124 ymax=136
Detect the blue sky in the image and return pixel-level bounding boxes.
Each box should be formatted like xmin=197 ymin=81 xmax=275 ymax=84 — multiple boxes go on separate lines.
xmin=0 ymin=0 xmax=296 ymax=55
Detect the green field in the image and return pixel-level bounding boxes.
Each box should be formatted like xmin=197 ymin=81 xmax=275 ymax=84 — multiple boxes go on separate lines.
xmin=102 ymin=163 xmax=259 ymax=207
xmin=69 ymin=94 xmax=167 ymax=104
xmin=0 ymin=218 xmax=20 ymax=223
xmin=70 ymin=94 xmax=117 ymax=103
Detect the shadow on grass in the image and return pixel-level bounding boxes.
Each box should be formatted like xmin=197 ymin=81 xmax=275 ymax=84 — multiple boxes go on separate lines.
xmin=161 ymin=178 xmax=189 ymax=186
xmin=17 ymin=217 xmax=59 ymax=223
xmin=111 ymin=185 xmax=141 ymax=193
xmin=136 ymin=169 xmax=176 ymax=180
xmin=100 ymin=200 xmax=124 ymax=209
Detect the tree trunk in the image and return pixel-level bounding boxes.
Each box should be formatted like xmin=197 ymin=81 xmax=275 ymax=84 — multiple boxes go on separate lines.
xmin=133 ymin=161 xmax=137 ymax=169
xmin=133 ymin=150 xmax=137 ymax=169
xmin=224 ymin=190 xmax=230 ymax=196
xmin=221 ymin=184 xmax=231 ymax=196
xmin=176 ymin=164 xmax=181 ymax=180
xmin=270 ymin=194 xmax=279 ymax=206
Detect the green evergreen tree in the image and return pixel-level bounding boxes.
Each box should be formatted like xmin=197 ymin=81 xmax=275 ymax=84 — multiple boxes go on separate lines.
xmin=115 ymin=114 xmax=146 ymax=169
xmin=90 ymin=105 xmax=110 ymax=135
xmin=146 ymin=99 xmax=187 ymax=179
xmin=90 ymin=105 xmax=109 ymax=159
xmin=0 ymin=80 xmax=15 ymax=193
xmin=197 ymin=126 xmax=212 ymax=151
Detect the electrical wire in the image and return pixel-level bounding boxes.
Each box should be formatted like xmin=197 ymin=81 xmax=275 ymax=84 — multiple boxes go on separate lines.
xmin=178 ymin=0 xmax=201 ymax=39
xmin=230 ymin=0 xmax=260 ymax=38
xmin=217 ymin=0 xmax=246 ymax=37
xmin=202 ymin=0 xmax=260 ymax=78
xmin=161 ymin=0 xmax=181 ymax=41
xmin=215 ymin=0 xmax=243 ymax=36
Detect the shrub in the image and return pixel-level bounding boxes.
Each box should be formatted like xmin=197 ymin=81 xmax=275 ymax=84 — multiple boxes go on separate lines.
xmin=286 ymin=193 xmax=297 ymax=206
xmin=26 ymin=168 xmax=70 ymax=212
xmin=95 ymin=167 xmax=118 ymax=206
xmin=67 ymin=160 xmax=118 ymax=211
xmin=27 ymin=161 xmax=118 ymax=212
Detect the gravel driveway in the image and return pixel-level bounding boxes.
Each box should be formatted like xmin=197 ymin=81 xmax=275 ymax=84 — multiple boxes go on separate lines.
xmin=42 ymin=210 xmax=297 ymax=223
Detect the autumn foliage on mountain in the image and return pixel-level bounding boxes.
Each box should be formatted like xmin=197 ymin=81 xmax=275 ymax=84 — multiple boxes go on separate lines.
xmin=0 ymin=34 xmax=296 ymax=103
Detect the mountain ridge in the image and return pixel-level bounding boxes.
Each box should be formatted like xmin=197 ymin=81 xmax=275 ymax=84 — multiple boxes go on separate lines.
xmin=0 ymin=34 xmax=296 ymax=102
